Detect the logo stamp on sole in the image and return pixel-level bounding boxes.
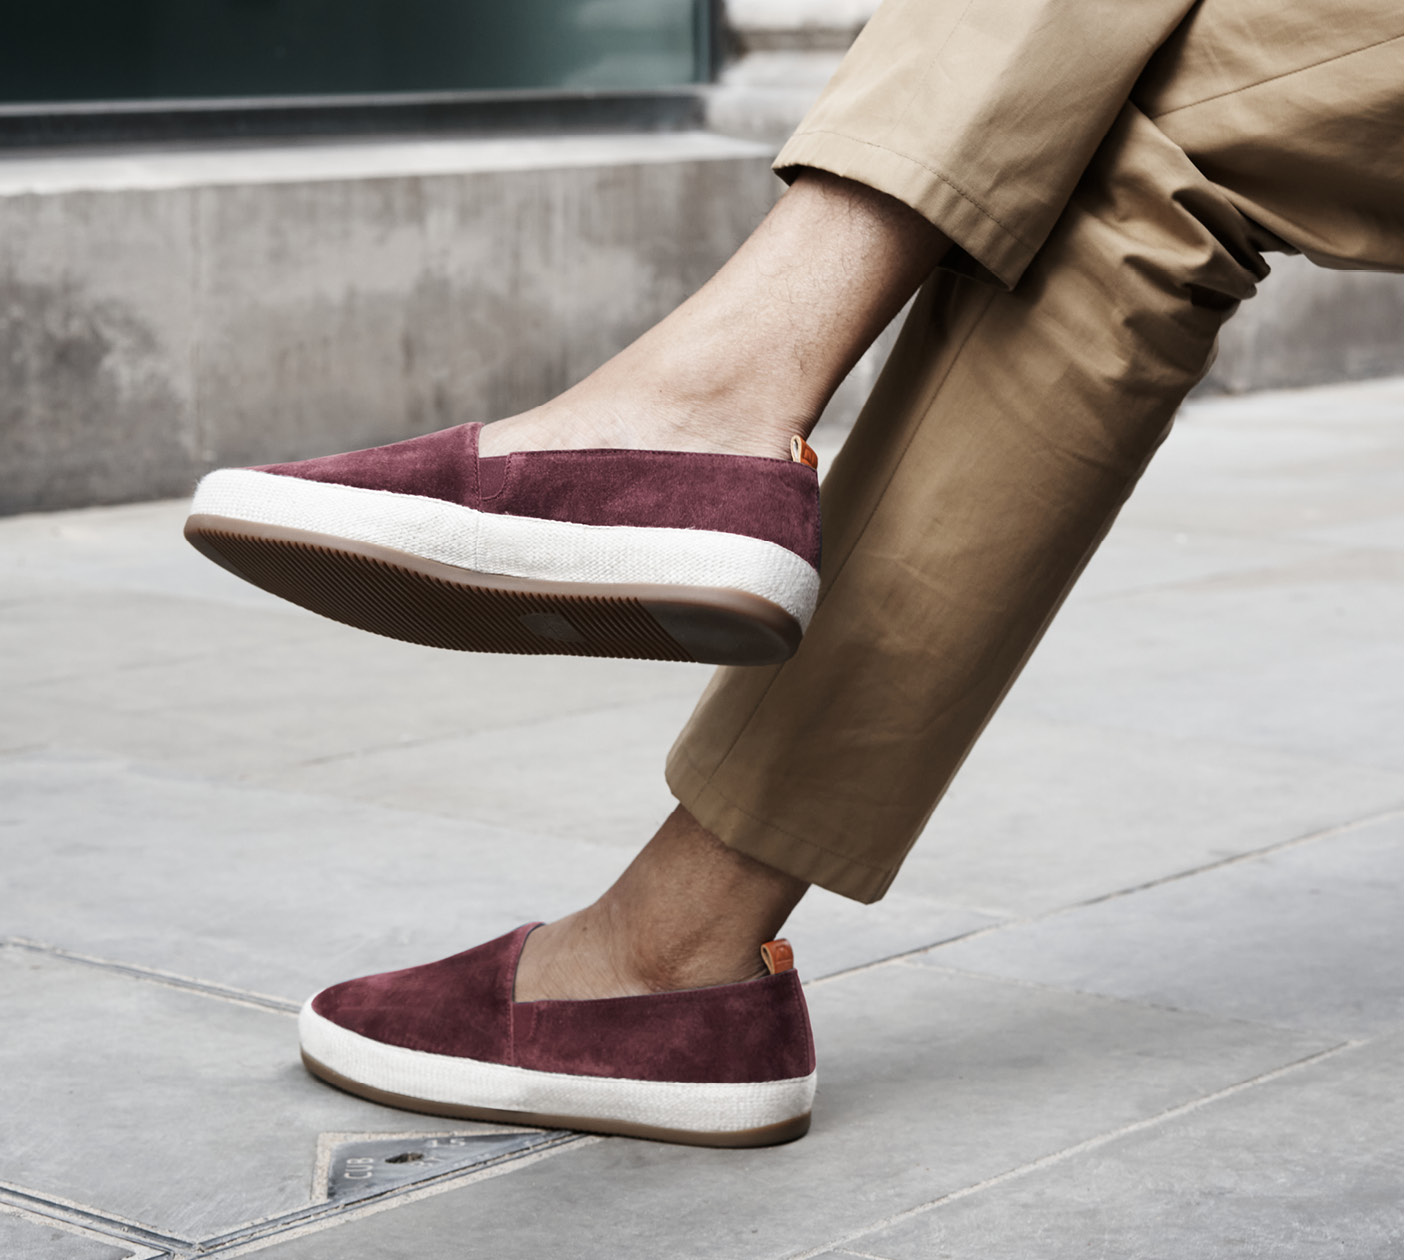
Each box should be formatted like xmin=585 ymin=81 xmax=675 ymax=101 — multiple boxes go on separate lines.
xmin=517 ymin=612 xmax=586 ymax=643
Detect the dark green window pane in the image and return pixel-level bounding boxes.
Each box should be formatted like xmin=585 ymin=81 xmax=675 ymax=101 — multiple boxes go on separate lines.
xmin=0 ymin=0 xmax=710 ymax=104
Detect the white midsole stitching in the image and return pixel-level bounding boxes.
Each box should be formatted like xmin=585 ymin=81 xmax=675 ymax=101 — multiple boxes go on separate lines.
xmin=298 ymin=1003 xmax=816 ymax=1134
xmin=191 ymin=469 xmax=818 ymax=627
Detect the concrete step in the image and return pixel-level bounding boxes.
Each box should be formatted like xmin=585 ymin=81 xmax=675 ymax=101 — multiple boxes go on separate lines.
xmin=1 ymin=128 xmax=1397 ymax=515
xmin=0 ymin=132 xmax=777 ymax=514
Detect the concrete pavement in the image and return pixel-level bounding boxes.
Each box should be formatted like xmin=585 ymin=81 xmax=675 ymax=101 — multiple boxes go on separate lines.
xmin=1 ymin=378 xmax=1400 ymax=1258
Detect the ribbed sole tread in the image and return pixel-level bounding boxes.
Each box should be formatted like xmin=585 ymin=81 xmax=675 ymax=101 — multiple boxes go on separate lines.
xmin=184 ymin=516 xmax=801 ymax=665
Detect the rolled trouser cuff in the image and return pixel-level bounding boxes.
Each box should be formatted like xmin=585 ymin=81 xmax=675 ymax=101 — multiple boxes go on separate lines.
xmin=666 ymin=740 xmax=899 ymax=904
xmin=774 ymin=130 xmax=1032 ymax=290
xmin=668 ymin=107 xmax=1269 ymax=910
xmin=767 ymin=0 xmax=1199 ymax=291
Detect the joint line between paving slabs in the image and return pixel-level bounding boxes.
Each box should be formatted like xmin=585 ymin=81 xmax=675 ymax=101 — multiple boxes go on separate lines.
xmin=806 ymin=930 xmax=1000 ymax=989
xmin=784 ymin=1039 xmax=1361 ymax=1260
xmin=0 ymin=1183 xmax=190 ymax=1253
xmin=280 ymin=682 xmax=704 ymax=776
xmin=805 ymin=807 xmax=1402 ymax=992
xmin=0 ymin=1202 xmax=170 ymax=1260
xmin=1066 ymin=806 xmax=1403 ymax=911
xmin=813 ymin=805 xmax=1405 ymax=981
xmin=1 ymin=937 xmax=300 ymax=1014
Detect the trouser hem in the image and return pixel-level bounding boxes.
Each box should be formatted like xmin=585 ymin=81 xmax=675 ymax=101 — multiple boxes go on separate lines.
xmin=774 ymin=129 xmax=1034 ymax=290
xmin=665 ymin=743 xmax=898 ymax=905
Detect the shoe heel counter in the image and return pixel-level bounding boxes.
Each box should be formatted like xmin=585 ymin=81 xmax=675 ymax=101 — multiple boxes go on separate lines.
xmin=806 ymin=474 xmax=823 ymax=573
xmin=777 ymin=969 xmax=817 ymax=1078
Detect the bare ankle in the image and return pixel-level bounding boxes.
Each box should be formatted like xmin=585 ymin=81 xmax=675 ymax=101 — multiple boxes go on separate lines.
xmin=481 ymin=167 xmax=947 ymax=462
xmin=613 ymin=910 xmax=772 ymax=994
xmin=512 ymin=809 xmax=808 ymax=1003
xmin=478 ymin=353 xmax=809 ymax=461
xmin=514 ymin=907 xmax=648 ymax=1003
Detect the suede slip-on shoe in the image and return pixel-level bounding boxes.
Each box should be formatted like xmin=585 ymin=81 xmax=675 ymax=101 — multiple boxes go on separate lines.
xmin=184 ymin=424 xmax=821 ymax=666
xmin=298 ymin=924 xmax=817 ymax=1147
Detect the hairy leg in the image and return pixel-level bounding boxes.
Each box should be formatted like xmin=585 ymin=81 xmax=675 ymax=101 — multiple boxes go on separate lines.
xmin=479 ymin=170 xmax=949 ymax=461
xmin=514 ymin=807 xmax=808 ymax=1001
xmin=505 ymin=171 xmax=944 ymax=1001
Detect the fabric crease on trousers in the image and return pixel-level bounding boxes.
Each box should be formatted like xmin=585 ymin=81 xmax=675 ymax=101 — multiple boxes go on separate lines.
xmin=665 ymin=0 xmax=1403 ymax=903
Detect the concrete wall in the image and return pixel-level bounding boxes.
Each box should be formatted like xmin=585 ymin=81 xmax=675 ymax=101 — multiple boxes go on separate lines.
xmin=0 ymin=120 xmax=1398 ymax=514
xmin=0 ymin=133 xmax=777 ymax=514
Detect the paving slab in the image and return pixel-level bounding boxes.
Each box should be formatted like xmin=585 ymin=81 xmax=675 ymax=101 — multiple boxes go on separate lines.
xmin=0 ymin=496 xmax=285 ymax=608
xmin=4 ymin=588 xmax=707 ymax=779
xmin=0 ymin=751 xmax=991 ymax=1001
xmin=781 ymin=888 xmax=1000 ymax=980
xmin=249 ymin=962 xmax=1332 ymax=1260
xmin=917 ymin=814 xmax=1403 ymax=1039
xmin=1009 ymin=576 xmax=1402 ymax=771
xmin=0 ymin=378 xmax=1398 ymax=1259
xmin=1108 ymin=379 xmax=1401 ymax=541
xmin=0 ymin=947 xmax=583 ymax=1246
xmin=0 ymin=751 xmax=623 ymax=1001
xmin=1063 ymin=522 xmax=1355 ymax=602
xmin=1288 ymin=513 xmax=1402 ymax=552
xmin=252 ymin=694 xmax=703 ymax=849
xmin=0 ymin=590 xmax=326 ymax=693
xmin=899 ymin=710 xmax=1400 ymax=916
xmin=842 ymin=1031 xmax=1403 ymax=1260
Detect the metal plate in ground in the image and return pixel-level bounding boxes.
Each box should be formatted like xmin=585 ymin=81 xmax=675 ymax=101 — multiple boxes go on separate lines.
xmin=325 ymin=1132 xmax=563 ymax=1202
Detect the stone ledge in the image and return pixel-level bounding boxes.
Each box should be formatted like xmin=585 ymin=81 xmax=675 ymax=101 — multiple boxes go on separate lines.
xmin=2 ymin=127 xmax=1397 ymax=515
xmin=0 ymin=130 xmax=765 ymax=195
xmin=0 ymin=132 xmax=777 ymax=514
xmin=0 ymin=89 xmax=709 ymax=151
xmin=722 ymin=0 xmax=880 ymax=52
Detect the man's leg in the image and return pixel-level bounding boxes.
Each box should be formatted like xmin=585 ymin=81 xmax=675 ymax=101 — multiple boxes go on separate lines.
xmin=480 ymin=170 xmax=949 ymax=461
xmin=516 ymin=808 xmax=808 ymax=1000
xmin=519 ymin=105 xmax=1275 ymax=1001
xmin=509 ymin=170 xmax=954 ymax=1000
xmin=523 ymin=0 xmax=1402 ymax=996
xmin=667 ymin=0 xmax=1403 ymax=903
xmin=287 ymin=0 xmax=1398 ymax=1145
xmin=481 ymin=0 xmax=1208 ymax=464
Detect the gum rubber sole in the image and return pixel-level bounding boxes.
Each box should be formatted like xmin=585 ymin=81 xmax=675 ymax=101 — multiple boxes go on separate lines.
xmin=185 ymin=515 xmax=803 ymax=665
xmin=301 ymin=1050 xmax=812 ymax=1148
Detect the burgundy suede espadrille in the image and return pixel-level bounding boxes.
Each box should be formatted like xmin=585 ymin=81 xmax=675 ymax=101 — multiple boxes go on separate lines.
xmin=298 ymin=924 xmax=817 ymax=1147
xmin=185 ymin=423 xmax=821 ymax=665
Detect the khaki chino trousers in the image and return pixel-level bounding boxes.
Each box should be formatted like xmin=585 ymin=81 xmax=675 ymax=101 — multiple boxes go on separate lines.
xmin=666 ymin=0 xmax=1404 ymax=902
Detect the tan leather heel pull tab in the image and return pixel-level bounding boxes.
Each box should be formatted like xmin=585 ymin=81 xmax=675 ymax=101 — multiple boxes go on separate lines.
xmin=760 ymin=939 xmax=795 ymax=975
xmin=790 ymin=436 xmax=819 ymax=470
